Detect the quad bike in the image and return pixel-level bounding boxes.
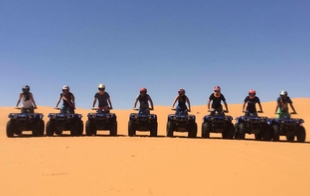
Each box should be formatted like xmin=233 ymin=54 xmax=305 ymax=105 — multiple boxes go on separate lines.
xmin=166 ymin=108 xmax=197 ymax=138
xmin=268 ymin=112 xmax=306 ymax=142
xmin=6 ymin=107 xmax=44 ymax=137
xmin=235 ymin=111 xmax=271 ymax=141
xmin=128 ymin=108 xmax=157 ymax=137
xmin=86 ymin=107 xmax=117 ymax=136
xmin=46 ymin=108 xmax=83 ymax=136
xmin=201 ymin=109 xmax=234 ymax=139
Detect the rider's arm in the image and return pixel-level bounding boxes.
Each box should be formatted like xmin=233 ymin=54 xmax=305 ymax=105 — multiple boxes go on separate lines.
xmin=107 ymin=98 xmax=113 ymax=109
xmin=171 ymin=96 xmax=178 ymax=108
xmin=16 ymin=93 xmax=23 ymax=107
xmin=71 ymin=94 xmax=75 ymax=108
xmin=258 ymin=102 xmax=263 ymax=112
xmin=186 ymin=97 xmax=191 ymax=112
xmin=29 ymin=93 xmax=37 ymax=108
xmin=148 ymin=96 xmax=154 ymax=110
xmin=92 ymin=98 xmax=97 ymax=108
xmin=55 ymin=95 xmax=62 ymax=108
xmin=275 ymin=101 xmax=280 ymax=113
xmin=223 ymin=100 xmax=229 ymax=112
xmin=207 ymin=99 xmax=211 ymax=110
xmin=133 ymin=99 xmax=138 ymax=108
xmin=242 ymin=102 xmax=246 ymax=111
xmin=289 ymin=103 xmax=297 ymax=114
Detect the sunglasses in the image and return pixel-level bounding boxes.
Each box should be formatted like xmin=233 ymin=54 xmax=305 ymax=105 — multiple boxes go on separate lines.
xmin=214 ymin=90 xmax=220 ymax=92
xmin=62 ymin=90 xmax=68 ymax=92
xmin=249 ymin=93 xmax=255 ymax=96
xmin=99 ymin=88 xmax=105 ymax=91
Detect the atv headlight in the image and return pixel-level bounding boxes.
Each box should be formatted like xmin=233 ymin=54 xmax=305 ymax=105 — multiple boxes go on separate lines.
xmin=106 ymin=115 xmax=110 ymax=119
xmin=211 ymin=117 xmax=214 ymax=120
xmin=134 ymin=115 xmax=138 ymax=119
xmin=187 ymin=116 xmax=192 ymax=120
xmin=67 ymin=115 xmax=71 ymax=119
xmin=148 ymin=116 xmax=152 ymax=119
xmin=10 ymin=114 xmax=18 ymax=119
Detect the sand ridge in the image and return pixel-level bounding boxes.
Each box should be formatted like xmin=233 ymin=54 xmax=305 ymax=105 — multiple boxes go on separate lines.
xmin=0 ymin=98 xmax=310 ymax=196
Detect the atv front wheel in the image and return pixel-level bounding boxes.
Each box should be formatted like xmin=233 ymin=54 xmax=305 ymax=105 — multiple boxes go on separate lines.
xmin=110 ymin=120 xmax=117 ymax=136
xmin=166 ymin=121 xmax=174 ymax=137
xmin=150 ymin=122 xmax=158 ymax=137
xmin=201 ymin=122 xmax=210 ymax=138
xmin=238 ymin=123 xmax=246 ymax=139
xmin=188 ymin=123 xmax=197 ymax=138
xmin=46 ymin=121 xmax=54 ymax=136
xmin=296 ymin=126 xmax=306 ymax=142
xmin=128 ymin=120 xmax=136 ymax=136
xmin=6 ymin=121 xmax=15 ymax=138
xmin=86 ymin=120 xmax=95 ymax=136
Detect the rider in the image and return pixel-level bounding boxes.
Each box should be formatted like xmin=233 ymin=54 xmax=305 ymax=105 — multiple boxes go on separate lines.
xmin=171 ymin=88 xmax=191 ymax=115
xmin=133 ymin=87 xmax=154 ymax=115
xmin=207 ymin=86 xmax=229 ymax=115
xmin=92 ymin=84 xmax=113 ymax=113
xmin=275 ymin=90 xmax=297 ymax=118
xmin=16 ymin=85 xmax=37 ymax=113
xmin=55 ymin=85 xmax=75 ymax=114
xmin=242 ymin=89 xmax=263 ymax=116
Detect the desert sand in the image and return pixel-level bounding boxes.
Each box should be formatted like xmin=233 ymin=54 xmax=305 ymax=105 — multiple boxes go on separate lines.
xmin=1 ymin=98 xmax=310 ymax=196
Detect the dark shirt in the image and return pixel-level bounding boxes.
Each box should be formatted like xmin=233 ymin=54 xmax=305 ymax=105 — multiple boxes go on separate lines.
xmin=61 ymin=92 xmax=74 ymax=107
xmin=277 ymin=96 xmax=292 ymax=112
xmin=95 ymin=92 xmax=110 ymax=107
xmin=209 ymin=93 xmax=226 ymax=109
xmin=244 ymin=96 xmax=260 ymax=113
xmin=178 ymin=95 xmax=187 ymax=107
xmin=136 ymin=94 xmax=151 ymax=109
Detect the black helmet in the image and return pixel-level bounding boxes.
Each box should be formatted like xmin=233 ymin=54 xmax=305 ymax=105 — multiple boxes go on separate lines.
xmin=22 ymin=85 xmax=30 ymax=93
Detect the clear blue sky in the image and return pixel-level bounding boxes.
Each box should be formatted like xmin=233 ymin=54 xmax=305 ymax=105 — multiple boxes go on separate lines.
xmin=1 ymin=0 xmax=309 ymax=109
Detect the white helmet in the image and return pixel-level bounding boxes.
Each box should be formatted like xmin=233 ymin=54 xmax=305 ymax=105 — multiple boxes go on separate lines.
xmin=62 ymin=85 xmax=70 ymax=91
xmin=98 ymin=84 xmax=105 ymax=89
xmin=280 ymin=90 xmax=287 ymax=96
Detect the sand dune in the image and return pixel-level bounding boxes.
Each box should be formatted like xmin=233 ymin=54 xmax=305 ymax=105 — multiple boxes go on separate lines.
xmin=1 ymin=98 xmax=309 ymax=196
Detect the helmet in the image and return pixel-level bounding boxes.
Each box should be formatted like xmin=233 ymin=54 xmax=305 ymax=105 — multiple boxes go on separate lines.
xmin=98 ymin=84 xmax=105 ymax=90
xmin=280 ymin=90 xmax=288 ymax=96
xmin=214 ymin=86 xmax=221 ymax=91
xmin=62 ymin=85 xmax=70 ymax=91
xmin=22 ymin=85 xmax=30 ymax=92
xmin=249 ymin=89 xmax=256 ymax=97
xmin=140 ymin=87 xmax=147 ymax=93
xmin=178 ymin=88 xmax=185 ymax=95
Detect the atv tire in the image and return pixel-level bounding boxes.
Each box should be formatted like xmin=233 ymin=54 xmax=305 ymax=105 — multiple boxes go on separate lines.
xmin=46 ymin=121 xmax=54 ymax=136
xmin=128 ymin=120 xmax=136 ymax=136
xmin=150 ymin=122 xmax=158 ymax=137
xmin=188 ymin=123 xmax=197 ymax=138
xmin=86 ymin=120 xmax=95 ymax=136
xmin=6 ymin=121 xmax=15 ymax=138
xmin=296 ymin=126 xmax=306 ymax=142
xmin=201 ymin=122 xmax=210 ymax=138
xmin=238 ymin=123 xmax=246 ymax=139
xmin=166 ymin=121 xmax=174 ymax=137
xmin=110 ymin=120 xmax=117 ymax=136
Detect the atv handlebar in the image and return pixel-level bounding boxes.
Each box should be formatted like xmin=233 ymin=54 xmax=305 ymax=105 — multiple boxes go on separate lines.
xmin=208 ymin=109 xmax=228 ymax=113
xmin=133 ymin=108 xmax=154 ymax=111
xmin=171 ymin=108 xmax=191 ymax=112
xmin=242 ymin=110 xmax=263 ymax=113
xmin=92 ymin=107 xmax=112 ymax=111
xmin=275 ymin=112 xmax=297 ymax=115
